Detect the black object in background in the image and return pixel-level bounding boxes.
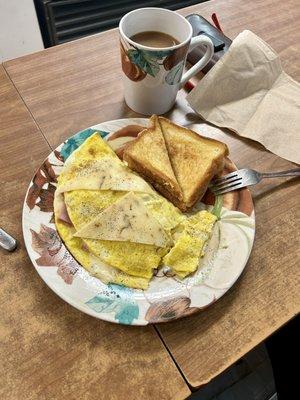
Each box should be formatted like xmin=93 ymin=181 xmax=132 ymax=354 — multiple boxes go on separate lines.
xmin=265 ymin=315 xmax=299 ymax=400
xmin=34 ymin=0 xmax=208 ymax=47
xmin=186 ymin=14 xmax=232 ymax=73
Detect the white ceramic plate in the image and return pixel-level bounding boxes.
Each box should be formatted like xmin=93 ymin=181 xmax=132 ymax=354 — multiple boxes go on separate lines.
xmin=23 ymin=118 xmax=255 ymax=325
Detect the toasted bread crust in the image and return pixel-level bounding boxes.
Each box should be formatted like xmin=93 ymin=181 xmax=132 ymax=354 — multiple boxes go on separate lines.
xmin=158 ymin=117 xmax=229 ymax=156
xmin=158 ymin=117 xmax=228 ymax=209
xmin=124 ymin=116 xmax=228 ymax=211
xmin=124 ymin=153 xmax=184 ymax=208
xmin=187 ymin=146 xmax=227 ymax=208
xmin=159 ymin=117 xmax=228 ymax=209
xmin=186 ymin=155 xmax=226 ymax=209
xmin=123 ymin=116 xmax=183 ymax=204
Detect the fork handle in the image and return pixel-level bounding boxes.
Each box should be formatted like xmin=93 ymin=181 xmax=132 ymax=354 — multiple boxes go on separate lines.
xmin=260 ymin=168 xmax=300 ymax=179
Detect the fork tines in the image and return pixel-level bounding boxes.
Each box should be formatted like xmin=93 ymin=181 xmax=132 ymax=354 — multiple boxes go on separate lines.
xmin=211 ymin=169 xmax=247 ymax=195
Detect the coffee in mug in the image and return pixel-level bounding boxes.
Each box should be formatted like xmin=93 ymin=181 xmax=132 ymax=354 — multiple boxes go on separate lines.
xmin=130 ymin=31 xmax=180 ymax=48
xmin=119 ymin=8 xmax=214 ymax=115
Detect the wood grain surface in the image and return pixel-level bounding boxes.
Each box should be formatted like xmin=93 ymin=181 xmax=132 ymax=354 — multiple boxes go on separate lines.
xmin=157 ymin=122 xmax=300 ymax=387
xmin=3 ymin=0 xmax=300 ymax=149
xmin=0 ymin=65 xmax=190 ymax=400
xmin=2 ymin=0 xmax=300 ymax=392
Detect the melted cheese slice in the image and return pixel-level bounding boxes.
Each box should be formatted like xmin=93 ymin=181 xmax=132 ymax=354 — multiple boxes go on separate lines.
xmin=54 ymin=192 xmax=150 ymax=289
xmin=63 ymin=190 xmax=165 ymax=279
xmin=57 ymin=158 xmax=154 ymax=194
xmin=74 ymin=192 xmax=171 ymax=247
xmin=57 ymin=133 xmax=153 ymax=194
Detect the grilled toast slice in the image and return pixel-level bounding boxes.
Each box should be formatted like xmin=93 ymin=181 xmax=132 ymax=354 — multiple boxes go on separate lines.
xmin=158 ymin=117 xmax=229 ymax=210
xmin=123 ymin=116 xmax=183 ymax=206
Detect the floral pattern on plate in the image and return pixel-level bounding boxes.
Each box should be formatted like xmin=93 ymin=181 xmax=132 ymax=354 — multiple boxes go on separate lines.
xmin=31 ymin=224 xmax=79 ymax=284
xmin=22 ymin=118 xmax=255 ymax=325
xmin=86 ymin=284 xmax=139 ymax=325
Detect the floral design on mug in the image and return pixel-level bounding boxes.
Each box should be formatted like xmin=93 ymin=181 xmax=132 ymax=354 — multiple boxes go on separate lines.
xmin=165 ymin=61 xmax=185 ymax=85
xmin=120 ymin=39 xmax=187 ymax=85
xmin=164 ymin=43 xmax=189 ymax=85
xmin=120 ymin=42 xmax=147 ymax=82
xmin=163 ymin=44 xmax=188 ymax=70
xmin=127 ymin=48 xmax=172 ymax=77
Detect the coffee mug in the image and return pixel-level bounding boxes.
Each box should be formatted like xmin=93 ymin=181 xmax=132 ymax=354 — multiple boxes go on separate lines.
xmin=119 ymin=8 xmax=214 ymax=115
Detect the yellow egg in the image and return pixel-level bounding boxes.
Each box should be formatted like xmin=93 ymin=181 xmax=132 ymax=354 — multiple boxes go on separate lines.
xmin=163 ymin=210 xmax=217 ymax=278
xmin=55 ymin=132 xmax=216 ymax=288
xmin=63 ymin=188 xmax=183 ymax=279
xmin=55 ymin=203 xmax=150 ymax=289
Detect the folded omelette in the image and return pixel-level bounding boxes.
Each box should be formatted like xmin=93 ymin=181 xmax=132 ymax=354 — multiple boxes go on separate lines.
xmin=54 ymin=133 xmax=217 ymax=289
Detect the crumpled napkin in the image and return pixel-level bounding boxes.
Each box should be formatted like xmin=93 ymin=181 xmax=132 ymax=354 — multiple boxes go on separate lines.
xmin=187 ymin=30 xmax=300 ymax=164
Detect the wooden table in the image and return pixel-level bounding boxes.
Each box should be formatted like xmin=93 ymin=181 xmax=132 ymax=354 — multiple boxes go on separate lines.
xmin=1 ymin=0 xmax=299 ymax=398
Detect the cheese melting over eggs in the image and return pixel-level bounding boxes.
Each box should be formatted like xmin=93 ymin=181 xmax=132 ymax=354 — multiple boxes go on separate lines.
xmin=55 ymin=132 xmax=216 ymax=289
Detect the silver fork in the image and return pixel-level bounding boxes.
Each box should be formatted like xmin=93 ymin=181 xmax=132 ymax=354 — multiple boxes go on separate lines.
xmin=211 ymin=168 xmax=300 ymax=195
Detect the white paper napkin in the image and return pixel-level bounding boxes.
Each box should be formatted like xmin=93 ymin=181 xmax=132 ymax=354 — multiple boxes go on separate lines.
xmin=187 ymin=30 xmax=300 ymax=164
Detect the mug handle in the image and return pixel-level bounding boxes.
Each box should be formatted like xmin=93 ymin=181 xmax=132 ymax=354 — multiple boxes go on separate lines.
xmin=180 ymin=35 xmax=214 ymax=88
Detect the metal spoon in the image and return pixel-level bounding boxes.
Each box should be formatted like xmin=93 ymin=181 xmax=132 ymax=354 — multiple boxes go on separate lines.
xmin=0 ymin=228 xmax=18 ymax=252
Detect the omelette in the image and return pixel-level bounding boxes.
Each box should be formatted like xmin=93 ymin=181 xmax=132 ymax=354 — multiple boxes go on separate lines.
xmin=55 ymin=133 xmax=184 ymax=288
xmin=54 ymin=132 xmax=217 ymax=289
xmin=163 ymin=210 xmax=217 ymax=278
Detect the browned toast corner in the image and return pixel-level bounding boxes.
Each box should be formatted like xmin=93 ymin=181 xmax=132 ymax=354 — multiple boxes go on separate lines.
xmin=158 ymin=116 xmax=229 ymax=209
xmin=123 ymin=115 xmax=183 ymax=206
